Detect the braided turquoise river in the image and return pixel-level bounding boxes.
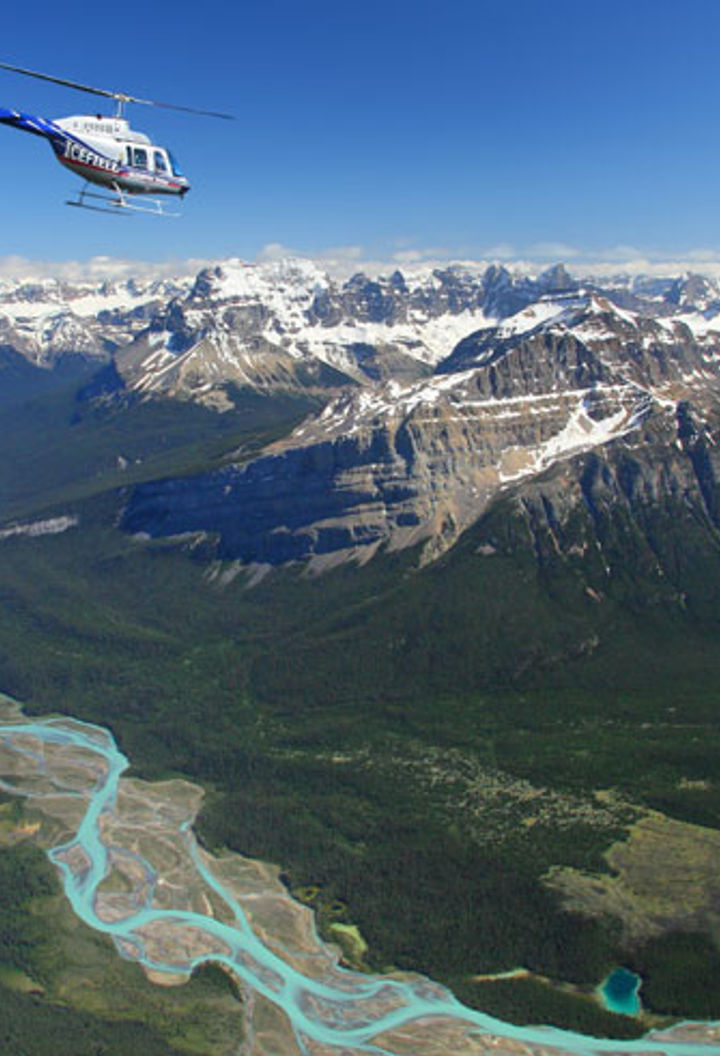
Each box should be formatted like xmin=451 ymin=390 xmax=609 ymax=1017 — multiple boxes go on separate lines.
xmin=1 ymin=706 xmax=718 ymax=1056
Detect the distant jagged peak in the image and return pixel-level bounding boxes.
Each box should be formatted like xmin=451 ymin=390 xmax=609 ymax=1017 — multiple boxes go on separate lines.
xmin=188 ymin=257 xmax=332 ymax=304
xmin=482 ymin=262 xmax=513 ymax=287
xmin=0 ymin=273 xmax=190 ymax=319
xmin=180 ymin=258 xmax=537 ymax=316
xmin=536 ymin=262 xmax=578 ymax=294
xmin=664 ymin=271 xmax=720 ymax=312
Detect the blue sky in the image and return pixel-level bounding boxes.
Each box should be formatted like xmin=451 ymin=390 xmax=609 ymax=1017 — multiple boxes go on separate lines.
xmin=2 ymin=0 xmax=720 ymax=273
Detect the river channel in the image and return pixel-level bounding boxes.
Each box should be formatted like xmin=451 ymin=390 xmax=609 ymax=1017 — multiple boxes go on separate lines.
xmin=0 ymin=707 xmax=717 ymax=1056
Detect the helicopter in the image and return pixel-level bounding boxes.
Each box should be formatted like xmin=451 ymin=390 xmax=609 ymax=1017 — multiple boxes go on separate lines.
xmin=0 ymin=61 xmax=233 ymax=215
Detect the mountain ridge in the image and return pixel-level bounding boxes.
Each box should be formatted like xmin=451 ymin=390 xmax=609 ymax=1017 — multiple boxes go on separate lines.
xmin=2 ymin=258 xmax=720 ymax=574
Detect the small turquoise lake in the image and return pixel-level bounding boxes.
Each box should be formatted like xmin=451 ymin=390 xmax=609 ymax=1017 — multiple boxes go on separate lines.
xmin=599 ymin=967 xmax=642 ymax=1016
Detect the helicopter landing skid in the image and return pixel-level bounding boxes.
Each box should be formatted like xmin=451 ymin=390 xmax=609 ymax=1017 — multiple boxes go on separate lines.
xmin=66 ymin=182 xmax=180 ymax=217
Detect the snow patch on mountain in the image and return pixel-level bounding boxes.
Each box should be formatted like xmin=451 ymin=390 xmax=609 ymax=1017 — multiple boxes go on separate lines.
xmin=497 ymin=391 xmax=652 ymax=485
xmin=289 ymin=309 xmax=496 ymax=371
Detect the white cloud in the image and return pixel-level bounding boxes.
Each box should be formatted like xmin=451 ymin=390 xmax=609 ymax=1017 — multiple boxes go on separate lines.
xmin=589 ymin=244 xmax=647 ymax=262
xmin=319 ymin=245 xmax=365 ymax=263
xmin=391 ymin=249 xmax=426 ymax=264
xmin=677 ymin=248 xmax=720 ymax=263
xmin=477 ymin=243 xmax=516 ymax=261
xmin=392 ymin=246 xmax=454 ymax=264
xmin=5 ymin=242 xmax=720 ymax=286
xmin=0 ymin=255 xmax=210 ymax=282
xmin=257 ymin=242 xmax=365 ymax=265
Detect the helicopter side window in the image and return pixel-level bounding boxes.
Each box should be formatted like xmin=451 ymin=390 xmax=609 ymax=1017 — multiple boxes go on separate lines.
xmin=154 ymin=151 xmax=168 ymax=173
xmin=132 ymin=148 xmax=148 ymax=169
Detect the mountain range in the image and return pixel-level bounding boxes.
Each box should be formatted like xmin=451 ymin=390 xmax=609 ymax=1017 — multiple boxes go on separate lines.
xmin=5 ymin=257 xmax=713 ymax=572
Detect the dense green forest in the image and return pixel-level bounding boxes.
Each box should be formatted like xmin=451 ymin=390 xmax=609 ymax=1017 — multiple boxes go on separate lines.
xmin=0 ymin=985 xmax=192 ymax=1056
xmin=629 ymin=933 xmax=720 ymax=1019
xmin=450 ymin=976 xmax=645 ymax=1039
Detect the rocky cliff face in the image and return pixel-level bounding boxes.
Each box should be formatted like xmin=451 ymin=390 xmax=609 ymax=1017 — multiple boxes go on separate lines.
xmin=121 ymin=280 xmax=720 ymax=569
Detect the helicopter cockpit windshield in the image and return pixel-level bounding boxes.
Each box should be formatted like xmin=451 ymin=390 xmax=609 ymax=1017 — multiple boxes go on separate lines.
xmin=167 ymin=150 xmax=183 ymax=177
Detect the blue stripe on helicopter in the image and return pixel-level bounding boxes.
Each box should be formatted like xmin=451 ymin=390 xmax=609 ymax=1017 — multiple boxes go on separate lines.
xmin=0 ymin=108 xmax=121 ymax=173
xmin=0 ymin=108 xmax=64 ymax=141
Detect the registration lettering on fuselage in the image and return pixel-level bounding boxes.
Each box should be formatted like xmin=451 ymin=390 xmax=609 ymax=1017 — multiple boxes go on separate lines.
xmin=63 ymin=139 xmax=119 ymax=173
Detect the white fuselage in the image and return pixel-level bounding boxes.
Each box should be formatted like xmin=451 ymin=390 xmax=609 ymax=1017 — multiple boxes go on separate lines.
xmin=52 ymin=115 xmax=188 ymax=196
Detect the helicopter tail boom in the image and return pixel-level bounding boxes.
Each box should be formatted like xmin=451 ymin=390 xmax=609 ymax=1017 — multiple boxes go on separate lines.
xmin=0 ymin=107 xmax=63 ymax=141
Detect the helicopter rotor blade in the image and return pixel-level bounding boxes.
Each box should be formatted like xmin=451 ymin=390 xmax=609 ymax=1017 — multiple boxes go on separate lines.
xmin=0 ymin=62 xmax=124 ymax=101
xmin=149 ymin=100 xmax=235 ymax=120
xmin=0 ymin=61 xmax=234 ymax=119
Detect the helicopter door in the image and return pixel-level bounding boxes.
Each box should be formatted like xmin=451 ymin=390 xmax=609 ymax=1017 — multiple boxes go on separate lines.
xmin=127 ymin=146 xmax=148 ymax=169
